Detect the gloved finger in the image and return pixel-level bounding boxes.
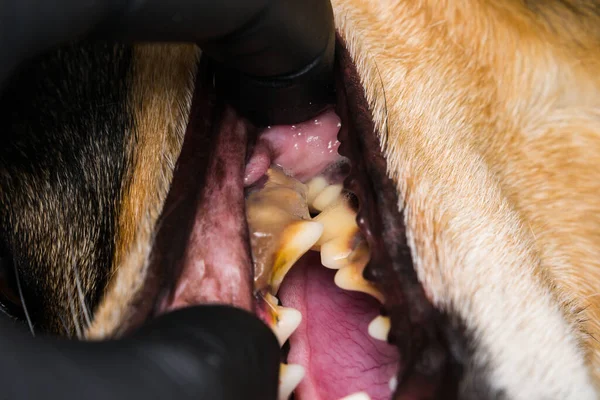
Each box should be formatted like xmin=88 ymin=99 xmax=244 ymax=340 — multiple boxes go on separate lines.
xmin=0 ymin=305 xmax=280 ymax=400
xmin=1 ymin=0 xmax=335 ymax=125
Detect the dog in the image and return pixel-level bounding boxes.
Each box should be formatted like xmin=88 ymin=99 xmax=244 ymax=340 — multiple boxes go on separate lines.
xmin=1 ymin=1 xmax=599 ymax=399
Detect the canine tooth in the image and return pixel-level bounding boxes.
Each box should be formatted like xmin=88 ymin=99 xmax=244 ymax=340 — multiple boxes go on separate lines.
xmin=334 ymin=262 xmax=384 ymax=303
xmin=270 ymin=220 xmax=323 ymax=294
xmin=273 ymin=306 xmax=302 ymax=346
xmin=247 ymin=167 xmax=317 ymax=292
xmin=306 ymin=176 xmax=328 ymax=208
xmin=367 ymin=315 xmax=391 ymax=341
xmin=312 ymin=184 xmax=343 ymax=212
xmin=338 ymin=392 xmax=371 ymax=400
xmin=279 ymin=363 xmax=305 ymax=400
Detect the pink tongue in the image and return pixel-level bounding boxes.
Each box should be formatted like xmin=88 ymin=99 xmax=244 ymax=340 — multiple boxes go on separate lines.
xmin=279 ymin=252 xmax=399 ymax=400
xmin=244 ymin=109 xmax=342 ymax=186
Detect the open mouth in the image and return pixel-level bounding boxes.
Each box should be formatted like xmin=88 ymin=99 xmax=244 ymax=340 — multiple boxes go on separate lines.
xmin=106 ymin=38 xmax=458 ymax=399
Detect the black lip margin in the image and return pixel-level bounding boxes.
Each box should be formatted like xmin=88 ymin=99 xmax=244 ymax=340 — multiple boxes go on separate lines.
xmin=333 ymin=34 xmax=463 ymax=398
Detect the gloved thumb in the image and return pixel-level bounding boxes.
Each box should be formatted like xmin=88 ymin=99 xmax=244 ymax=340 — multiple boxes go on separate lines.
xmin=1 ymin=305 xmax=280 ymax=400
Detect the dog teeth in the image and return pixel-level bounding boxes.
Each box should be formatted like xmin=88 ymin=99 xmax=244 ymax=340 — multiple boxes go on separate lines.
xmin=312 ymin=196 xmax=365 ymax=271
xmin=312 ymin=183 xmax=343 ymax=212
xmin=306 ymin=176 xmax=328 ymax=209
xmin=367 ymin=315 xmax=391 ymax=341
xmin=247 ymin=167 xmax=321 ymax=293
xmin=249 ymin=169 xmax=387 ymax=355
xmin=313 ymin=197 xmax=358 ymax=245
xmin=279 ymin=363 xmax=305 ymax=400
xmin=334 ymin=259 xmax=384 ymax=303
xmin=270 ymin=220 xmax=323 ymax=294
xmin=272 ymin=306 xmax=302 ymax=346
xmin=338 ymin=392 xmax=371 ymax=400
xmin=320 ymin=239 xmax=352 ymax=269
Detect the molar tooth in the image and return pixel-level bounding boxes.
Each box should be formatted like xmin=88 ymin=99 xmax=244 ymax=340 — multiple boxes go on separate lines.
xmin=279 ymin=363 xmax=305 ymax=400
xmin=338 ymin=392 xmax=371 ymax=400
xmin=270 ymin=220 xmax=323 ymax=294
xmin=367 ymin=315 xmax=391 ymax=341
xmin=272 ymin=306 xmax=302 ymax=346
xmin=312 ymin=183 xmax=343 ymax=212
xmin=306 ymin=176 xmax=328 ymax=209
xmin=334 ymin=261 xmax=384 ymax=303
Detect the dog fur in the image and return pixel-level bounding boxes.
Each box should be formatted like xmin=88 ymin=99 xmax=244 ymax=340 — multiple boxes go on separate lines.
xmin=331 ymin=0 xmax=600 ymax=397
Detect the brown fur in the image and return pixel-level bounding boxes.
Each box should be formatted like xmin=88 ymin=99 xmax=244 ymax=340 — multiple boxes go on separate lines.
xmin=330 ymin=0 xmax=600 ymax=395
xmin=86 ymin=44 xmax=198 ymax=338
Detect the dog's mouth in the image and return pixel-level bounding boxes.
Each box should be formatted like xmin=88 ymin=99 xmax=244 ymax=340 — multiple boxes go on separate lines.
xmin=111 ymin=39 xmax=457 ymax=399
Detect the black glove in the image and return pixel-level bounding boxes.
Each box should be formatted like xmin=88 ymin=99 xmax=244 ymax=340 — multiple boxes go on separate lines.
xmin=0 ymin=0 xmax=336 ymax=125
xmin=0 ymin=306 xmax=280 ymax=400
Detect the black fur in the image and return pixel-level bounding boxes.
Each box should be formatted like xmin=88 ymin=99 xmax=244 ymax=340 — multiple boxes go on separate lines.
xmin=0 ymin=43 xmax=133 ymax=335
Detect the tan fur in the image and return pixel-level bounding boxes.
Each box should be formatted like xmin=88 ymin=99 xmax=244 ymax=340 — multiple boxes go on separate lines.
xmin=86 ymin=44 xmax=199 ymax=338
xmin=331 ymin=0 xmax=600 ymax=396
xmin=84 ymin=0 xmax=600 ymax=395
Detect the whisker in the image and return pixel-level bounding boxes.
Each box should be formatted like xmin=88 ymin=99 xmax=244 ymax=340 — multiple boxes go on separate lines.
xmin=58 ymin=314 xmax=73 ymax=339
xmin=68 ymin=283 xmax=83 ymax=340
xmin=73 ymin=262 xmax=92 ymax=329
xmin=13 ymin=259 xmax=35 ymax=337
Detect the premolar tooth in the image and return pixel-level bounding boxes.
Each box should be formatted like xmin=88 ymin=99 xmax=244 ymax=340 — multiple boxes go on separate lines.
xmin=334 ymin=261 xmax=384 ymax=302
xmin=306 ymin=176 xmax=328 ymax=209
xmin=312 ymin=183 xmax=343 ymax=212
xmin=338 ymin=392 xmax=372 ymax=400
xmin=320 ymin=239 xmax=352 ymax=269
xmin=279 ymin=363 xmax=305 ymax=400
xmin=272 ymin=306 xmax=302 ymax=346
xmin=313 ymin=198 xmax=358 ymax=246
xmin=312 ymin=196 xmax=365 ymax=270
xmin=270 ymin=220 xmax=323 ymax=294
xmin=367 ymin=315 xmax=391 ymax=341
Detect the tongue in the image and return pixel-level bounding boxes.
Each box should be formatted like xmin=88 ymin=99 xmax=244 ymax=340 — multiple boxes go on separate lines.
xmin=279 ymin=252 xmax=399 ymax=400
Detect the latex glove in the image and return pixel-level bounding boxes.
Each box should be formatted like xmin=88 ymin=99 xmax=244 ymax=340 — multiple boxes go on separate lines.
xmin=0 ymin=306 xmax=280 ymax=400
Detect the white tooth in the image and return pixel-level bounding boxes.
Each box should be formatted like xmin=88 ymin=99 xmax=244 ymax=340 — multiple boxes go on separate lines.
xmin=367 ymin=315 xmax=391 ymax=341
xmin=389 ymin=376 xmax=398 ymax=392
xmin=279 ymin=363 xmax=305 ymax=400
xmin=273 ymin=306 xmax=302 ymax=346
xmin=270 ymin=220 xmax=324 ymax=294
xmin=338 ymin=392 xmax=372 ymax=400
xmin=320 ymin=239 xmax=352 ymax=269
xmin=312 ymin=184 xmax=343 ymax=212
xmin=306 ymin=176 xmax=328 ymax=207
xmin=334 ymin=263 xmax=384 ymax=303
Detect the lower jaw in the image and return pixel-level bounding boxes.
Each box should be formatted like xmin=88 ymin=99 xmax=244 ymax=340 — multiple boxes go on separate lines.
xmin=127 ymin=37 xmax=457 ymax=399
